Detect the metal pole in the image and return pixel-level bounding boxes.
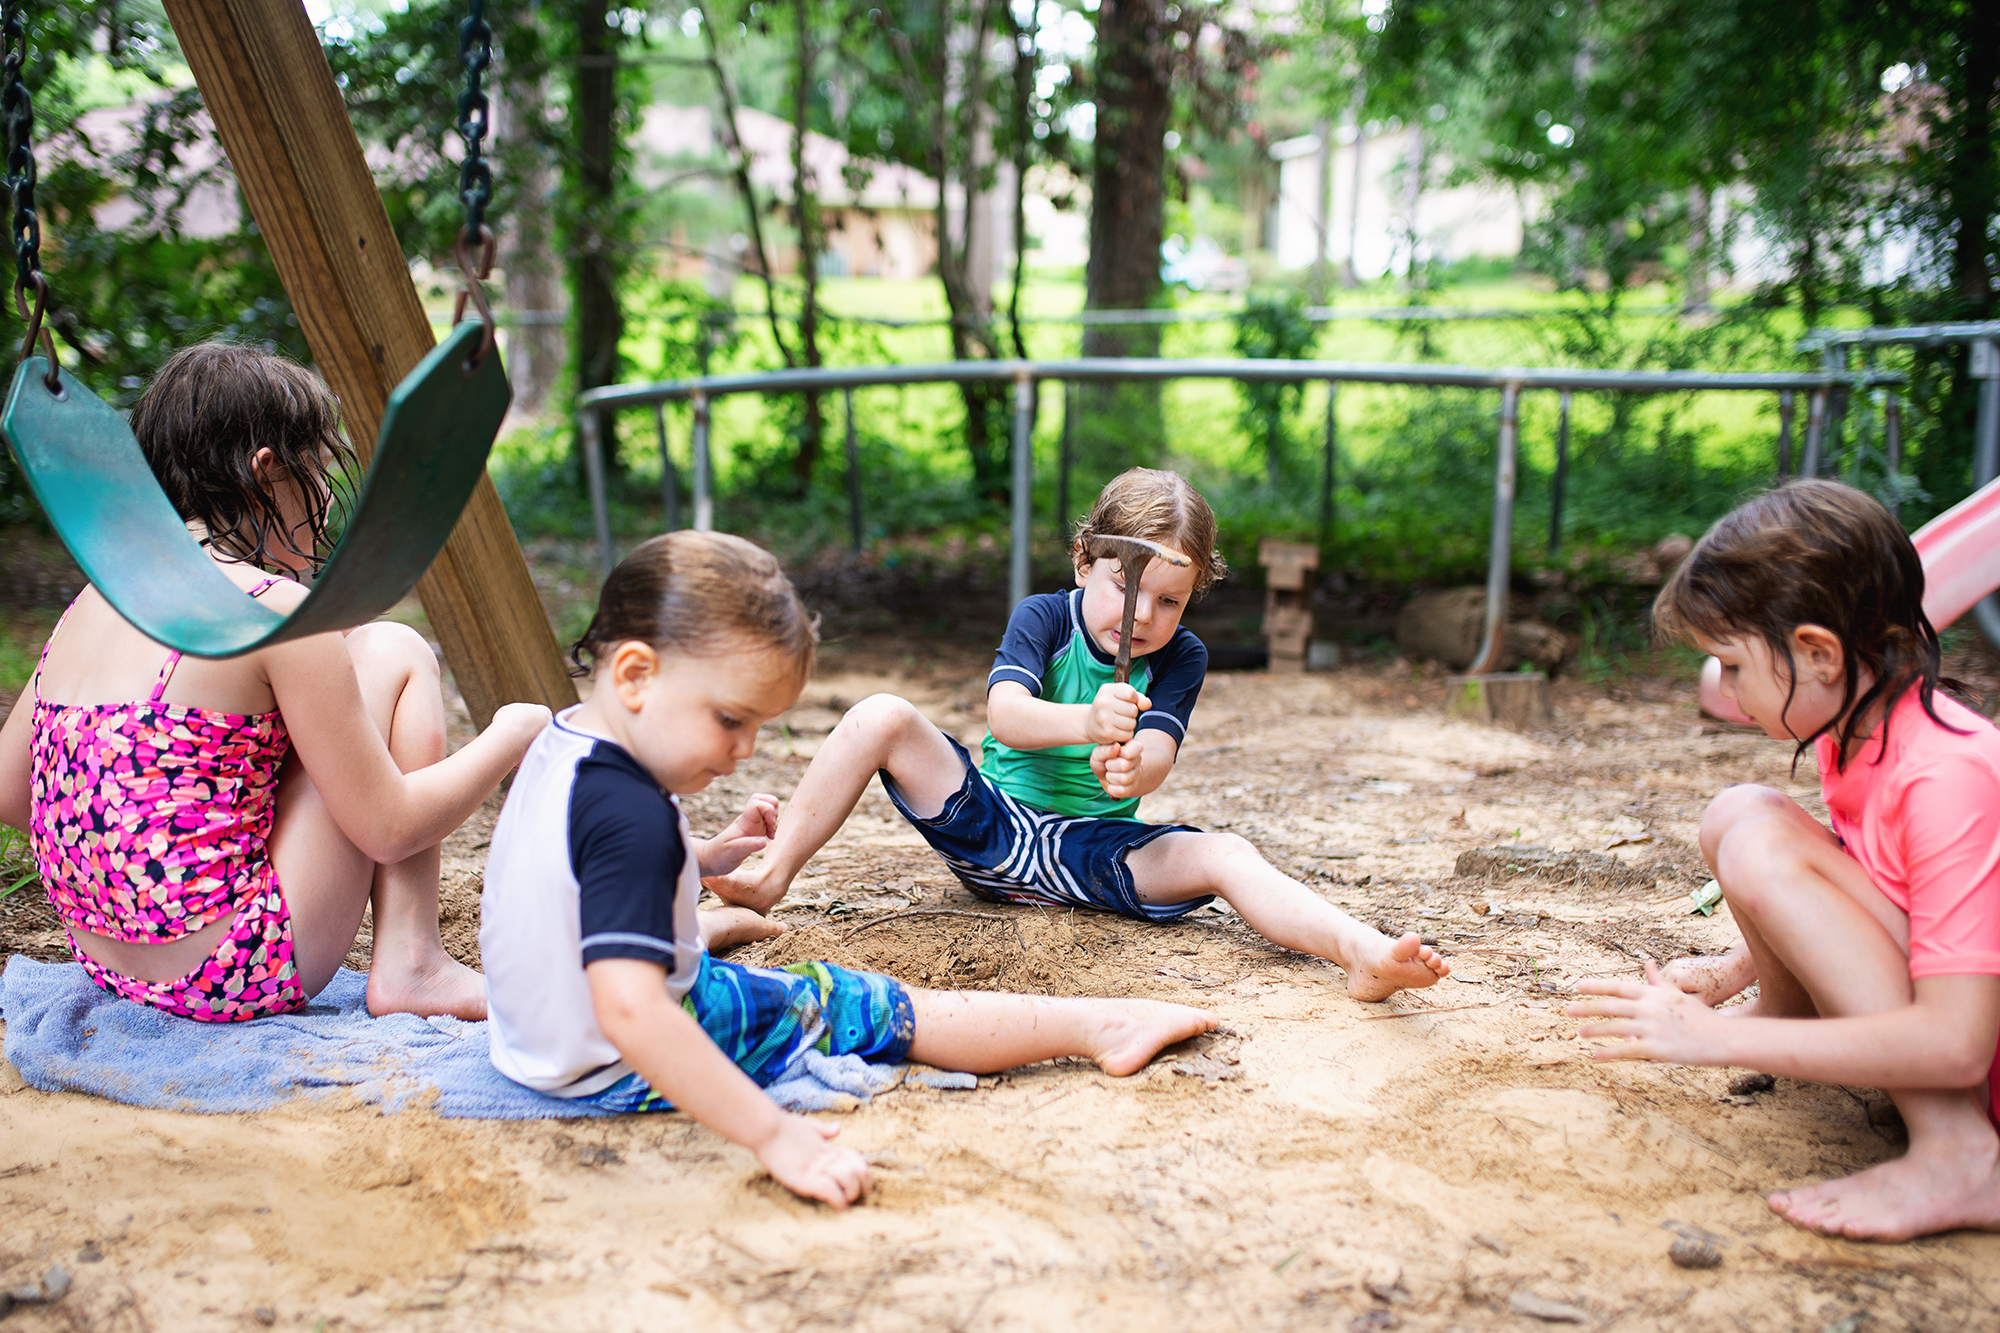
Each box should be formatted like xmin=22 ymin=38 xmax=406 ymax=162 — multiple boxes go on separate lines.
xmin=1801 ymin=388 xmax=1828 ymax=479
xmin=1057 ymin=380 xmax=1073 ymax=545
xmin=1820 ymin=345 xmax=1848 ymax=478
xmin=1468 ymin=381 xmax=1521 ymax=675
xmin=659 ymin=406 xmax=682 ymax=533
xmin=1009 ymin=370 xmax=1034 ymax=610
xmin=1319 ymin=380 xmax=1337 ymax=549
xmin=844 ymin=386 xmax=863 ymax=554
xmin=691 ymin=389 xmax=713 ymax=532
xmin=1971 ymin=340 xmax=2000 ymax=649
xmin=1547 ymin=389 xmax=1571 ymax=556
xmin=1776 ymin=389 xmax=1795 ymax=479
xmin=1885 ymin=390 xmax=1902 ymax=476
xmin=581 ymin=409 xmax=615 ymax=582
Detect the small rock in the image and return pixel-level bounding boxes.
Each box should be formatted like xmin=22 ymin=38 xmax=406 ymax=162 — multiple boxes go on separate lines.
xmin=1470 ymin=901 xmax=1491 ymax=915
xmin=1472 ymin=1230 xmax=1511 ymax=1256
xmin=253 ymin=1306 xmax=277 ymax=1326
xmin=40 ymin=1266 xmax=70 ymax=1301
xmin=1349 ymin=1309 xmax=1399 ymax=1332
xmin=10 ymin=1284 xmax=43 ymax=1305
xmin=76 ymin=1241 xmax=103 ymax=1264
xmin=1728 ymin=1072 xmax=1776 ymax=1097
xmin=577 ymin=1144 xmax=623 ymax=1167
xmin=1669 ymin=1237 xmax=1723 ymax=1270
xmin=1509 ymin=1291 xmax=1589 ymax=1323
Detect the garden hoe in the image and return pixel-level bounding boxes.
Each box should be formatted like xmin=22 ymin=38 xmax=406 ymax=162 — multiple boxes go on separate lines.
xmin=1087 ymin=535 xmax=1193 ymax=684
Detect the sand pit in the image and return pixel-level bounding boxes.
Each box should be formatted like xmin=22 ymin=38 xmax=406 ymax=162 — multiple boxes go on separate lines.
xmin=6 ymin=658 xmax=2000 ymax=1330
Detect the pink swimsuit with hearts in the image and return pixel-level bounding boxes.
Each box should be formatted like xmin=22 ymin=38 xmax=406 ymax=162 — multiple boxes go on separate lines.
xmin=28 ymin=582 xmax=307 ymax=1021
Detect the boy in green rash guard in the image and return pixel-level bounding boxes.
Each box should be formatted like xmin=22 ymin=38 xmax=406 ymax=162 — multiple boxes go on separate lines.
xmin=708 ymin=468 xmax=1449 ymax=1002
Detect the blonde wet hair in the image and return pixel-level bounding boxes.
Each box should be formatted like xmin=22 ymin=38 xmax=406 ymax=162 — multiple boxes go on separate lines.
xmin=1070 ymin=467 xmax=1227 ymax=597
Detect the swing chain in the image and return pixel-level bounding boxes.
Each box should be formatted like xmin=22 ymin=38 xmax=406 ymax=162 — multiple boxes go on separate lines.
xmin=452 ymin=0 xmax=496 ymax=367
xmin=2 ymin=0 xmax=56 ymax=392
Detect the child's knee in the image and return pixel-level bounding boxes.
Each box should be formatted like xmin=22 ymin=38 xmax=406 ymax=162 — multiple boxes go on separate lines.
xmin=841 ymin=693 xmax=929 ymax=747
xmin=1698 ymin=784 xmax=1792 ymax=864
xmin=1198 ymin=830 xmax=1263 ymax=871
xmin=347 ymin=621 xmax=441 ymax=688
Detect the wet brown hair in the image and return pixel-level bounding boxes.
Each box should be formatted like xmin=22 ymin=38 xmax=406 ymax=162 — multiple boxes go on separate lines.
xmin=133 ymin=342 xmax=355 ymax=574
xmin=570 ymin=530 xmax=819 ymax=681
xmin=1654 ymin=478 xmax=1962 ymax=769
xmin=1071 ymin=467 xmax=1227 ymax=597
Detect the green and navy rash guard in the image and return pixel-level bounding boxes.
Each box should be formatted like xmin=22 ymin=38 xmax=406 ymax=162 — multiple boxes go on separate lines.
xmin=979 ymin=589 xmax=1207 ymax=819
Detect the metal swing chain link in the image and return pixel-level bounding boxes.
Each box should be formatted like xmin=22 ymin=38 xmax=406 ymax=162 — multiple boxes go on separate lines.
xmin=2 ymin=0 xmax=57 ymax=390
xmin=453 ymin=0 xmax=497 ymax=365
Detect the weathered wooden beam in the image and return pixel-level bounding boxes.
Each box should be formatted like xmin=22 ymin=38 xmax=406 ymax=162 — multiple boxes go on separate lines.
xmin=161 ymin=0 xmax=576 ymax=727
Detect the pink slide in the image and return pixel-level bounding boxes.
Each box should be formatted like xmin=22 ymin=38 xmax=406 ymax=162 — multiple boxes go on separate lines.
xmin=1697 ymin=479 xmax=2000 ymax=724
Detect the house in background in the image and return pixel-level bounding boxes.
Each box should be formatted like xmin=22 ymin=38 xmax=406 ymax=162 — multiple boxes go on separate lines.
xmin=1268 ymin=123 xmax=1527 ymax=282
xmin=636 ymin=104 xmax=1090 ymax=287
xmin=637 ymin=104 xmax=943 ymax=281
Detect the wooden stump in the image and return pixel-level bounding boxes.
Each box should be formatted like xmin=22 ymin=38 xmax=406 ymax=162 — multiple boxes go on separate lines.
xmin=1259 ymin=538 xmax=1319 ymax=673
xmin=1446 ymin=673 xmax=1552 ymax=731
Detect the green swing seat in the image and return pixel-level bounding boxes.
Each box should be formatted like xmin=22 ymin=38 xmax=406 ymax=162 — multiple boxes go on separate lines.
xmin=1 ymin=320 xmax=510 ymax=658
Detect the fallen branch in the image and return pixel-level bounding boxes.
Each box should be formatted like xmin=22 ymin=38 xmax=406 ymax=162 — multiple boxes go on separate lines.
xmin=1359 ymin=1001 xmax=1503 ymax=1022
xmin=842 ymin=908 xmax=1015 ymax=938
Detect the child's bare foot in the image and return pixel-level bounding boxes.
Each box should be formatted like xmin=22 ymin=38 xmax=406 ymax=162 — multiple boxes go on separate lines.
xmin=1660 ymin=945 xmax=1755 ymax=1007
xmin=1769 ymin=1117 xmax=2000 ymax=1241
xmin=366 ymin=951 xmax=487 ymax=1020
xmin=701 ymin=866 xmax=787 ymax=914
xmin=1342 ymin=931 xmax=1450 ymax=1002
xmin=700 ymin=905 xmax=787 ymax=952
xmin=1085 ymin=999 xmax=1218 ymax=1076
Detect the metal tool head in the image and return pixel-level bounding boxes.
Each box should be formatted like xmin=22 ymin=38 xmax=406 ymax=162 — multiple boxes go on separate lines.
xmin=1086 ymin=535 xmax=1192 ymax=685
xmin=1084 ymin=533 xmax=1193 ymax=569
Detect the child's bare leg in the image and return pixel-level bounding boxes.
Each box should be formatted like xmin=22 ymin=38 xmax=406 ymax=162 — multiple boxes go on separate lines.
xmin=708 ymin=694 xmax=963 ymax=912
xmin=907 ymin=987 xmax=1216 ymax=1077
xmin=273 ymin=623 xmax=485 ymax=1019
xmin=1704 ymin=785 xmax=2000 ymax=1240
xmin=1125 ymin=831 xmax=1448 ymax=1002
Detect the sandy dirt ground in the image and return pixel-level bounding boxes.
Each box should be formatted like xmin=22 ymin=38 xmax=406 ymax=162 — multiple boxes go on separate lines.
xmin=6 ymin=650 xmax=2000 ymax=1332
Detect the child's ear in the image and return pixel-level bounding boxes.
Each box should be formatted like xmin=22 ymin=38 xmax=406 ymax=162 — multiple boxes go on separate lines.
xmin=1072 ymin=543 xmax=1093 ymax=587
xmin=1792 ymin=624 xmax=1845 ymax=683
xmin=608 ymin=640 xmax=660 ymax=708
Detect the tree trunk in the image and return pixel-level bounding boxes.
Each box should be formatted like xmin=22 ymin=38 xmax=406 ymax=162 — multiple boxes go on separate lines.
xmin=1079 ymin=0 xmax=1170 ymax=469
xmin=1684 ymin=182 xmax=1711 ymax=313
xmin=570 ymin=0 xmax=624 ymax=476
xmin=1947 ymin=3 xmax=1997 ymax=307
xmin=791 ymin=0 xmax=823 ymax=487
xmin=492 ymin=46 xmax=563 ymax=412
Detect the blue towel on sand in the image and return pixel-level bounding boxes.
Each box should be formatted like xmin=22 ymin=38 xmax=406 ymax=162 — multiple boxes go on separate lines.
xmin=0 ymin=956 xmax=912 ymax=1118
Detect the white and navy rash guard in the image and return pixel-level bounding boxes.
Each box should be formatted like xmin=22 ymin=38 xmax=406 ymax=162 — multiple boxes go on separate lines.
xmin=481 ymin=707 xmax=705 ymax=1098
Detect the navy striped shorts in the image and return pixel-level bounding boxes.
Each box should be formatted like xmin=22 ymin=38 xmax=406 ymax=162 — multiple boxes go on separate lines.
xmin=881 ymin=735 xmax=1212 ymax=923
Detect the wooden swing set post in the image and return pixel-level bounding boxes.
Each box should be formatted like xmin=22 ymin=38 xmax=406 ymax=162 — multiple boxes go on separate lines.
xmin=160 ymin=0 xmax=577 ymax=728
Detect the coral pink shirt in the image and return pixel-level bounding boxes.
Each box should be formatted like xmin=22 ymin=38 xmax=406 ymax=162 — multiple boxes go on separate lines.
xmin=1818 ymin=689 xmax=2000 ymax=979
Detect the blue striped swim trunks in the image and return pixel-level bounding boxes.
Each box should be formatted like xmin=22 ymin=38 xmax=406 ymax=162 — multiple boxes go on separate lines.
xmin=881 ymin=734 xmax=1212 ymax=923
xmin=576 ymin=952 xmax=915 ymax=1114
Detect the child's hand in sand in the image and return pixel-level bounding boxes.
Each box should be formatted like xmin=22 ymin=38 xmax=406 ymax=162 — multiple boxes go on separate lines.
xmin=1569 ymin=961 xmax=1731 ymax=1065
xmin=1085 ymin=683 xmax=1149 ymax=745
xmin=696 ymin=793 xmax=781 ymax=877
xmin=753 ymin=1113 xmax=870 ymax=1210
xmin=1091 ymin=739 xmax=1144 ymax=800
